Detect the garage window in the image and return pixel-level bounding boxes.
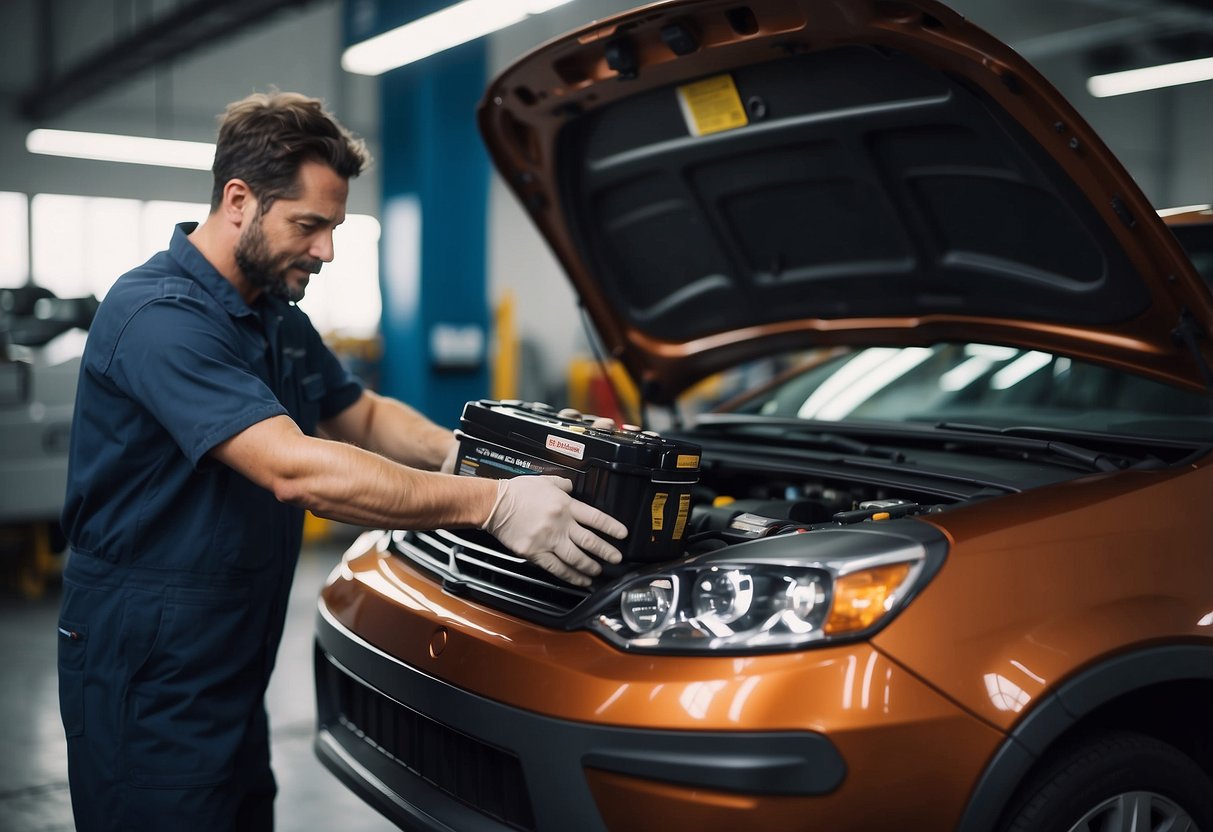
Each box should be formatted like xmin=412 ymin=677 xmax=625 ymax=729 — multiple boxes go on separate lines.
xmin=0 ymin=192 xmax=29 ymax=289
xmin=17 ymin=192 xmax=381 ymax=339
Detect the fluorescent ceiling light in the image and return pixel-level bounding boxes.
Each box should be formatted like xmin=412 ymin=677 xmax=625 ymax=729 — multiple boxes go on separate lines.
xmin=1087 ymin=55 xmax=1213 ymax=97
xmin=26 ymin=129 xmax=215 ymax=170
xmin=342 ymin=0 xmax=574 ymax=76
xmin=991 ymin=351 xmax=1052 ymax=390
xmin=1157 ymin=203 xmax=1213 ymax=218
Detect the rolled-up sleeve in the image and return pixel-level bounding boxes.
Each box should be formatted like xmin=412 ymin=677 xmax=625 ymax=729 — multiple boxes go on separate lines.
xmin=102 ymin=296 xmax=286 ymax=466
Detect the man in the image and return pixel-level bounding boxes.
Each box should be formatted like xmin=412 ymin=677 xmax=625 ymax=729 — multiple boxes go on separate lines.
xmin=57 ymin=91 xmax=626 ymax=831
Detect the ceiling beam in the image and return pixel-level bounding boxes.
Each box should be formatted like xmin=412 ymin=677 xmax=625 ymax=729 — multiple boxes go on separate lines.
xmin=19 ymin=0 xmax=326 ymax=121
xmin=1014 ymin=0 xmax=1213 ymax=61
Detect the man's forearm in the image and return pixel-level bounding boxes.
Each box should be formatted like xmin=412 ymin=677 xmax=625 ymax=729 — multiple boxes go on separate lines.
xmin=212 ymin=414 xmax=492 ymax=529
xmin=322 ymin=391 xmax=456 ymax=471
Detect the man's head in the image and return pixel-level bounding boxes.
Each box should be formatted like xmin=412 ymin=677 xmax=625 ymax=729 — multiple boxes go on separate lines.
xmin=211 ymin=91 xmax=368 ymax=214
xmin=210 ymin=92 xmax=370 ymax=302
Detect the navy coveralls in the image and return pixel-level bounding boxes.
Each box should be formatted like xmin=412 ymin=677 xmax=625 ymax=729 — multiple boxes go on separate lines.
xmin=58 ymin=223 xmax=362 ymax=830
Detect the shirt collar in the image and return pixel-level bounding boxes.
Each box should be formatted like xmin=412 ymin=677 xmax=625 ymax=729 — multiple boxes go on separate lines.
xmin=168 ymin=221 xmax=257 ymax=319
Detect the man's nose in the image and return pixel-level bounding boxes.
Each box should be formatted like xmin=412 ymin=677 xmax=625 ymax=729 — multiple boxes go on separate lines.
xmin=311 ymin=231 xmax=335 ymax=263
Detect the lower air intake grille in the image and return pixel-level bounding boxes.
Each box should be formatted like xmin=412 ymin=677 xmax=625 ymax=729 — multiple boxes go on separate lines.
xmin=318 ymin=649 xmax=536 ymax=831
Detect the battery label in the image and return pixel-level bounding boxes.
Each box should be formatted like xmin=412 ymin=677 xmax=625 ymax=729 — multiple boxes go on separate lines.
xmin=546 ymin=434 xmax=586 ymax=460
xmin=672 ymin=494 xmax=691 ymax=540
xmin=462 ymin=444 xmax=546 ymax=477
xmin=651 ymin=492 xmax=668 ymax=531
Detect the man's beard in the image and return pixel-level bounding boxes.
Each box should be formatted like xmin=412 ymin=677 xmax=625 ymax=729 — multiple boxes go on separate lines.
xmin=234 ymin=218 xmax=322 ymax=303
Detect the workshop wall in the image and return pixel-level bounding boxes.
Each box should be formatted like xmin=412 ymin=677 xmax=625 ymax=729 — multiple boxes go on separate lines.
xmin=0 ymin=1 xmax=379 ymax=215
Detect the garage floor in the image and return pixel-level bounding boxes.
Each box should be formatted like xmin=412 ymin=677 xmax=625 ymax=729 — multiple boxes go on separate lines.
xmin=0 ymin=531 xmax=390 ymax=832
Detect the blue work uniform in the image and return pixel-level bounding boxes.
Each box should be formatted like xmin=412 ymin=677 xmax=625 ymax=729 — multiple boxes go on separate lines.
xmin=58 ymin=222 xmax=362 ymax=831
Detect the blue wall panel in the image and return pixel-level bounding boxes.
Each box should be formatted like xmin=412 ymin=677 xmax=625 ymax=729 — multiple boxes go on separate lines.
xmin=346 ymin=0 xmax=491 ymax=428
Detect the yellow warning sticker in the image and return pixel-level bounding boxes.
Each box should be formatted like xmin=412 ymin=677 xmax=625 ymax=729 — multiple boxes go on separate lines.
xmin=651 ymin=492 xmax=668 ymax=531
xmin=672 ymin=494 xmax=691 ymax=540
xmin=676 ymin=454 xmax=700 ymax=469
xmin=677 ymin=74 xmax=749 ymax=137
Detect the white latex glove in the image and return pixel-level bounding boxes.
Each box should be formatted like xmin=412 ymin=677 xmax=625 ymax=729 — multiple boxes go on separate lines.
xmin=481 ymin=476 xmax=627 ymax=586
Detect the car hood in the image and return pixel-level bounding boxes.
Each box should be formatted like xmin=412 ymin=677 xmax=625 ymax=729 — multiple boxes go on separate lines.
xmin=478 ymin=0 xmax=1213 ymax=403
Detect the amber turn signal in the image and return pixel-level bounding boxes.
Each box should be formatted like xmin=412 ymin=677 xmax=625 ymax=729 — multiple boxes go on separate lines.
xmin=824 ymin=562 xmax=913 ymax=635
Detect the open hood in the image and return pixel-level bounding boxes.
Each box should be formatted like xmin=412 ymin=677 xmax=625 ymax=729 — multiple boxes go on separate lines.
xmin=478 ymin=0 xmax=1213 ymax=404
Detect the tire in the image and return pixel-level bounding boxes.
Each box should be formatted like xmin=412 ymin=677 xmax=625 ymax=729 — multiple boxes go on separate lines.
xmin=1001 ymin=731 xmax=1213 ymax=832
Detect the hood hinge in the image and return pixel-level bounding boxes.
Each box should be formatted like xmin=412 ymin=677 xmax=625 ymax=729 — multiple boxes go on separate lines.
xmin=1172 ymin=307 xmax=1213 ymax=396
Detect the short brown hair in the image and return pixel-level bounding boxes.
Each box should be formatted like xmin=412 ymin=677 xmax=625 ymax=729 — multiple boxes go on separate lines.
xmin=210 ymin=91 xmax=370 ymax=212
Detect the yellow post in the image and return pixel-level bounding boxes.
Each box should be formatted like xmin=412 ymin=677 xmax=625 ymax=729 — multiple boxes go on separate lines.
xmin=492 ymin=290 xmax=519 ymax=401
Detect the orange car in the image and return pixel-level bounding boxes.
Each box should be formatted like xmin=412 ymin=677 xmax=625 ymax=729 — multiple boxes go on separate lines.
xmin=313 ymin=1 xmax=1213 ymax=830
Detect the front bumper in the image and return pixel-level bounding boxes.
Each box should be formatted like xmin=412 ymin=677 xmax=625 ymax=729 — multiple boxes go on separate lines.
xmin=315 ymin=605 xmax=846 ymax=832
xmin=314 ymin=542 xmax=1003 ymax=831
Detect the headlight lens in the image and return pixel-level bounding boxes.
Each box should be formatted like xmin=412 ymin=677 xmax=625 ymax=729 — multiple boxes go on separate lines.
xmin=591 ymin=555 xmax=923 ymax=653
xmin=691 ymin=568 xmax=753 ymax=623
xmin=620 ymin=578 xmax=676 ymax=633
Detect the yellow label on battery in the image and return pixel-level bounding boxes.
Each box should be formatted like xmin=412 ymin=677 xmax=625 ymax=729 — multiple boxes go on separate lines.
xmin=676 ymin=454 xmax=700 ymax=469
xmin=672 ymin=494 xmax=691 ymax=540
xmin=651 ymin=492 xmax=668 ymax=531
xmin=677 ymin=74 xmax=748 ymax=137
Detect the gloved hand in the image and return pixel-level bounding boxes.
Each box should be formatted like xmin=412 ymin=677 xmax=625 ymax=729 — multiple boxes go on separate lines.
xmin=481 ymin=476 xmax=627 ymax=586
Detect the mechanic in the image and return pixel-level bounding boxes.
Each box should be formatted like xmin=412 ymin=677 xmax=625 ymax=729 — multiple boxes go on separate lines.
xmin=56 ymin=91 xmax=627 ymax=831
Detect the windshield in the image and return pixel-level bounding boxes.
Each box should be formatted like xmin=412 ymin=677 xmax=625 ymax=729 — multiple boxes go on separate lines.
xmin=726 ymin=344 xmax=1213 ymax=441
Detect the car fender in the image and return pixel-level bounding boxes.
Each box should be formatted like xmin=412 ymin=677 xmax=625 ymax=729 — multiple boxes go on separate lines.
xmin=956 ymin=644 xmax=1213 ymax=832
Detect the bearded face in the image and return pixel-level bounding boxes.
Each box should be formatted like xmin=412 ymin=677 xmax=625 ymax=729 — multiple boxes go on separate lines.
xmin=234 ymin=213 xmax=323 ymax=303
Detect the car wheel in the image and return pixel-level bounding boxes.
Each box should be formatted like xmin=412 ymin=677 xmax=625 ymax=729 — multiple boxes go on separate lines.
xmin=1001 ymin=731 xmax=1213 ymax=832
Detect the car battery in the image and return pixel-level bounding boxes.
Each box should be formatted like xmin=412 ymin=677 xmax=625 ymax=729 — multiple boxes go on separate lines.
xmin=454 ymin=399 xmax=701 ymax=563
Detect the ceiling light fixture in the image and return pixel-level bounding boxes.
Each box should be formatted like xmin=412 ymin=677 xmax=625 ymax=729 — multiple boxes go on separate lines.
xmin=1157 ymin=203 xmax=1213 ymax=218
xmin=26 ymin=129 xmax=215 ymax=170
xmin=1087 ymin=55 xmax=1213 ymax=97
xmin=342 ymin=0 xmax=575 ymax=76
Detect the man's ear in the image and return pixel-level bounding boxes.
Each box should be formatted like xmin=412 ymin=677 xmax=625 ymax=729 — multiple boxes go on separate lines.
xmin=220 ymin=179 xmax=256 ymax=228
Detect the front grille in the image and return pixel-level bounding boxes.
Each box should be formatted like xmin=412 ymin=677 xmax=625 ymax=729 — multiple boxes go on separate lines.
xmin=391 ymin=528 xmax=591 ymax=621
xmin=318 ymin=649 xmax=536 ymax=831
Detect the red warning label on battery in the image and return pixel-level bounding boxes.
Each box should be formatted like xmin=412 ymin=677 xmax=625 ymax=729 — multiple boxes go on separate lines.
xmin=545 ymin=434 xmax=586 ymax=460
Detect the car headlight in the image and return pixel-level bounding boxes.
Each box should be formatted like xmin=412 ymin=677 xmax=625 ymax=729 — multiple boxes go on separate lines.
xmin=588 ymin=527 xmax=938 ymax=653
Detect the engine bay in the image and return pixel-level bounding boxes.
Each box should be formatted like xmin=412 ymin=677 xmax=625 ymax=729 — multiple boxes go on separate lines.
xmin=679 ymin=450 xmax=953 ymax=557
xmin=390 ymin=399 xmax=1186 ymax=627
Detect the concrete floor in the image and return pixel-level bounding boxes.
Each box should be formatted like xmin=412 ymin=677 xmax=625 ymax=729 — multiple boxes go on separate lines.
xmin=0 ymin=532 xmax=391 ymax=831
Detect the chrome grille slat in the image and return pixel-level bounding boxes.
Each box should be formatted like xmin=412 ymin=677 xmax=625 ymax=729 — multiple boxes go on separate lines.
xmin=390 ymin=528 xmax=591 ymax=620
xmin=453 ymin=550 xmax=585 ymax=595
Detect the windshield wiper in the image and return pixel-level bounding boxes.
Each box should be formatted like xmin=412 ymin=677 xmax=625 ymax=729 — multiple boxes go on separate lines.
xmin=934 ymin=422 xmax=1125 ymax=472
xmin=691 ymin=415 xmax=907 ymax=461
xmin=784 ymin=430 xmax=907 ymax=462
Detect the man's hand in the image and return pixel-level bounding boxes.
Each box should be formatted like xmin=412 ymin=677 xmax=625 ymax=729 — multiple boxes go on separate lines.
xmin=481 ymin=476 xmax=627 ymax=586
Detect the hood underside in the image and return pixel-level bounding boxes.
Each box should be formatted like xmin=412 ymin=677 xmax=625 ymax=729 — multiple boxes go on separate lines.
xmin=479 ymin=0 xmax=1213 ymax=403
